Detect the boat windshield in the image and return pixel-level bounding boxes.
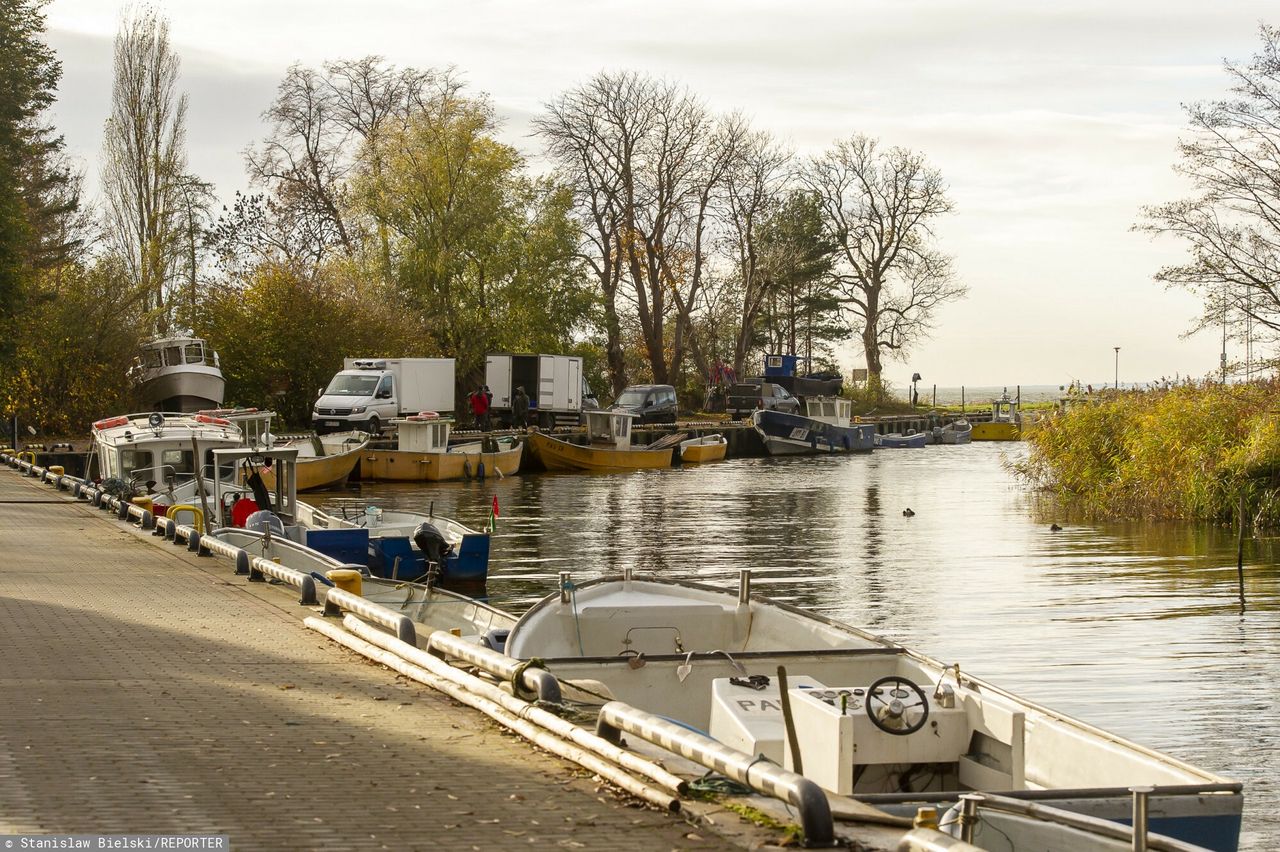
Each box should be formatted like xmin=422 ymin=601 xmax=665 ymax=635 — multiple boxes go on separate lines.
xmin=325 ymin=374 xmax=380 ymax=396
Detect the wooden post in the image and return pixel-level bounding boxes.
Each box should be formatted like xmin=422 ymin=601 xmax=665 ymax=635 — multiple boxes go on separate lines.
xmin=1237 ymin=492 xmax=1247 ymax=610
xmin=932 ymin=384 xmax=936 ymax=407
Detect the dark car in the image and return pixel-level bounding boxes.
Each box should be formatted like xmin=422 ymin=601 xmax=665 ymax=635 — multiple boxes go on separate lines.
xmin=610 ymin=384 xmax=678 ymax=424
xmin=727 ymin=381 xmax=800 ymax=417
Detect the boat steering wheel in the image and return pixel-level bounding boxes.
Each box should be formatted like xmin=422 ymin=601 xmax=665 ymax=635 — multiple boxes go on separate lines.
xmin=866 ymin=675 xmax=929 ymax=736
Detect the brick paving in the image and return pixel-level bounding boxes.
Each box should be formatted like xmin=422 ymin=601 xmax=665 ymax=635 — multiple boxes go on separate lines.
xmin=0 ymin=471 xmax=746 ymax=850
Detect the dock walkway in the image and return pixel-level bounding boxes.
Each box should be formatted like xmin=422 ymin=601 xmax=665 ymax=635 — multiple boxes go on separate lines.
xmin=0 ymin=471 xmax=730 ymax=850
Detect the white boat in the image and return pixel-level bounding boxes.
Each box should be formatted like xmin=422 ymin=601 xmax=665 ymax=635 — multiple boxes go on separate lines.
xmin=933 ymin=418 xmax=973 ymax=445
xmin=130 ymin=336 xmax=225 ymax=413
xmin=502 ymin=572 xmax=1242 ymax=850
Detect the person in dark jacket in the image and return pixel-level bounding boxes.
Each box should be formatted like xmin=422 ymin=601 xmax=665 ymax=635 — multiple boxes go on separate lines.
xmin=512 ymin=385 xmax=531 ymax=428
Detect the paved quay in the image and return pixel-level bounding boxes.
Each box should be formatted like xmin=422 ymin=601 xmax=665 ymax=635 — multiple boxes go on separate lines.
xmin=0 ymin=470 xmax=756 ymax=850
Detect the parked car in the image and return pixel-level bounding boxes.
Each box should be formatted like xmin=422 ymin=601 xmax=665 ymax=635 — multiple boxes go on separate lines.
xmin=609 ymin=384 xmax=678 ymax=424
xmin=726 ymin=381 xmax=800 ymax=417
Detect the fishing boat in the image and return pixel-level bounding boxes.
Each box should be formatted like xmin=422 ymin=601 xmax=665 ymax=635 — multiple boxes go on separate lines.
xmin=88 ymin=411 xmax=247 ymax=519
xmin=501 ymin=571 xmax=1242 ymax=851
xmin=526 ymin=410 xmax=673 ymax=472
xmin=259 ymin=430 xmax=369 ymax=491
xmin=359 ymin=412 xmax=522 ymax=481
xmin=933 ymin=418 xmax=973 ymax=445
xmin=679 ymin=433 xmax=728 ymax=464
xmin=751 ymin=396 xmax=875 ymax=456
xmin=873 ymin=431 xmax=928 ymax=449
xmin=972 ymin=392 xmax=1021 ymax=441
xmin=129 ymin=335 xmax=225 ymax=413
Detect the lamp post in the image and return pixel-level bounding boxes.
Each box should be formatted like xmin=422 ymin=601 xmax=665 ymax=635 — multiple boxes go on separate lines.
xmin=1113 ymin=347 xmax=1120 ymax=390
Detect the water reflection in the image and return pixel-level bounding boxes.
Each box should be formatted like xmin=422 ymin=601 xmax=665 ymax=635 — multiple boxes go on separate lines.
xmin=318 ymin=443 xmax=1278 ymax=849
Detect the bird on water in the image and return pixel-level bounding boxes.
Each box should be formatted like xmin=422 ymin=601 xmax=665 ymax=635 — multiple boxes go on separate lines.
xmin=903 ymin=508 xmax=915 ymax=517
xmin=1050 ymin=523 xmax=1062 ymax=531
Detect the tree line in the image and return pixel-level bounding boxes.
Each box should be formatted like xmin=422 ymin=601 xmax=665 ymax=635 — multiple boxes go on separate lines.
xmin=0 ymin=4 xmax=970 ymax=431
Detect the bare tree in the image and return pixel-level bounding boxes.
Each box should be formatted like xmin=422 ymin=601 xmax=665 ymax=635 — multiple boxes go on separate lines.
xmin=537 ymin=71 xmax=741 ymax=390
xmin=100 ymin=6 xmax=191 ymax=329
xmin=802 ymin=135 xmax=963 ymax=388
xmin=1138 ymin=25 xmax=1280 ymax=350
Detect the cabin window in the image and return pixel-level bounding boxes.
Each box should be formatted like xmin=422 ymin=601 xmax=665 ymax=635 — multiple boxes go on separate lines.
xmin=143 ymin=349 xmax=162 ymax=369
xmin=184 ymin=343 xmax=204 ymax=364
xmin=618 ymin=418 xmax=630 ymax=439
xmin=119 ymin=449 xmax=154 ymax=479
xmin=822 ymin=401 xmax=836 ymax=417
xmin=160 ymin=449 xmax=195 ymax=475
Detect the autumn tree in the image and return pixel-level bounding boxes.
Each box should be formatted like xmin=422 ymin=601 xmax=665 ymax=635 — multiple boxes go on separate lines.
xmin=100 ymin=6 xmax=200 ymax=330
xmin=1138 ymin=25 xmax=1280 ymax=351
xmin=802 ymin=135 xmax=963 ymax=391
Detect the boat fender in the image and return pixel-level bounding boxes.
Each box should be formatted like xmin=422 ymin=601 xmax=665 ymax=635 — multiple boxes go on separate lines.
xmin=407 ymin=411 xmax=440 ymax=421
xmin=842 ymin=435 xmax=850 ymax=450
xmin=481 ymin=628 xmax=510 ymax=654
xmin=245 ymin=510 xmax=285 ymax=536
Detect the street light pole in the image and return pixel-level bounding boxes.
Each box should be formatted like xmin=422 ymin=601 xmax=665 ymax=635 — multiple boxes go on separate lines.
xmin=1113 ymin=347 xmax=1120 ymax=390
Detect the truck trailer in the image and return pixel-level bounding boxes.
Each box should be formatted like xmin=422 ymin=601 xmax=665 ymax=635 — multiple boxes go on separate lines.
xmin=485 ymin=353 xmax=597 ymax=428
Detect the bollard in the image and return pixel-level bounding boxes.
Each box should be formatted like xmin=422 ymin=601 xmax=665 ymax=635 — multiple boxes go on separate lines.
xmin=234 ymin=549 xmax=250 ymax=576
xmin=958 ymin=793 xmax=985 ymax=844
xmin=187 ymin=530 xmax=202 ymax=552
xmin=165 ymin=520 xmax=176 ymax=541
xmin=326 ymin=568 xmax=363 ymax=596
xmin=140 ymin=510 xmax=154 ymax=531
xmin=117 ymin=501 xmax=130 ymax=520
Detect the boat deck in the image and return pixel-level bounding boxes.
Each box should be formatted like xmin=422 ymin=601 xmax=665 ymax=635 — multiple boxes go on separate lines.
xmin=0 ymin=471 xmax=733 ymax=849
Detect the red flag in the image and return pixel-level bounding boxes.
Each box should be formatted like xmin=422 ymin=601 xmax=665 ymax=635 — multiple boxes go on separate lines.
xmin=491 ymin=494 xmax=500 ymax=518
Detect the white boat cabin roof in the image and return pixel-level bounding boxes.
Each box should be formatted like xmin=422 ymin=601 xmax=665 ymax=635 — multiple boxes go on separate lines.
xmin=804 ymin=396 xmax=852 ymax=425
xmin=391 ymin=412 xmax=453 ymax=452
xmin=586 ymin=409 xmax=636 ymax=448
xmin=91 ymin=412 xmax=244 ymax=485
xmin=136 ymin=337 xmax=219 ymax=370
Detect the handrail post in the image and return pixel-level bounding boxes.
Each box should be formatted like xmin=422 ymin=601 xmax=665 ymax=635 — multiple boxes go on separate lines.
xmin=1130 ymin=786 xmax=1153 ymax=852
xmin=958 ymin=793 xmax=984 ymax=844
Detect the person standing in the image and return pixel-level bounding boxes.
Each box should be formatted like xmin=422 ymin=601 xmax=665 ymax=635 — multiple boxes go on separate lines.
xmin=512 ymin=385 xmax=531 ymax=428
xmin=470 ymin=385 xmax=490 ymax=431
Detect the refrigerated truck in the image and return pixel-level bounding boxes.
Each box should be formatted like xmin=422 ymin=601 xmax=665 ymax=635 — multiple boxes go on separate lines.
xmin=312 ymin=358 xmax=455 ymax=434
xmin=485 ymin=353 xmax=597 ymax=428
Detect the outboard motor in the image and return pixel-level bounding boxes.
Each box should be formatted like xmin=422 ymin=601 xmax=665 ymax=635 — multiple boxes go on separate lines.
xmin=412 ymin=521 xmax=454 ymax=578
xmin=244 ymin=510 xmax=285 ymax=537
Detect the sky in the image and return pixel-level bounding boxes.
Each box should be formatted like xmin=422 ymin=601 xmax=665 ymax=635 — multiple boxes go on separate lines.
xmin=42 ymin=0 xmax=1279 ymax=390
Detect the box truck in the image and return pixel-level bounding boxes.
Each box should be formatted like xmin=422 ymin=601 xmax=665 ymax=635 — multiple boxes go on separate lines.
xmin=485 ymin=353 xmax=598 ymax=428
xmin=313 ymin=358 xmax=455 ymax=434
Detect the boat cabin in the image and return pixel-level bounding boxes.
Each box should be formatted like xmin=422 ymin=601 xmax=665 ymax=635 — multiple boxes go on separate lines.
xmin=991 ymin=391 xmax=1020 ymax=423
xmin=210 ymin=446 xmax=300 ymax=532
xmin=804 ymin=396 xmax=852 ymax=426
xmin=134 ymin=336 xmax=219 ymax=375
xmin=584 ymin=409 xmax=637 ymax=450
xmin=392 ymin=412 xmax=452 ymax=452
xmin=199 ymin=408 xmax=275 ymax=450
xmin=91 ymin=412 xmax=243 ymax=490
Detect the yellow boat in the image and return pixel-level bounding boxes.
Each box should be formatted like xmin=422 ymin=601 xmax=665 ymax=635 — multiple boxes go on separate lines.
xmin=971 ymin=392 xmax=1022 ymax=442
xmin=527 ymin=410 xmax=673 ymax=472
xmin=260 ymin=430 xmax=369 ymax=491
xmin=360 ymin=414 xmax=523 ymax=481
xmin=679 ymin=433 xmax=728 ymax=464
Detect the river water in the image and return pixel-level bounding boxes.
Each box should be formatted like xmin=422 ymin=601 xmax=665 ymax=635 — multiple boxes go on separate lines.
xmin=318 ymin=444 xmax=1279 ymax=849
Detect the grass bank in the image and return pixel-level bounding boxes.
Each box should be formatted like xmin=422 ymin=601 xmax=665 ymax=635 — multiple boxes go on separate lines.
xmin=1016 ymin=379 xmax=1280 ymax=526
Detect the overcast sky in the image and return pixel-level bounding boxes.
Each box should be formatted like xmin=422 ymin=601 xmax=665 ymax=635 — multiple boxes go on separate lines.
xmin=43 ymin=0 xmax=1277 ymax=389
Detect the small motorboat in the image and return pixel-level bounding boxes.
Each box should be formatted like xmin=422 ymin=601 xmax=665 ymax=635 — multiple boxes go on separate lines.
xmin=260 ymin=430 xmax=369 ymax=491
xmin=873 ymin=431 xmax=928 ymax=449
xmin=527 ymin=410 xmax=673 ymax=471
xmin=501 ymin=571 xmax=1243 ymax=850
xmin=972 ymin=392 xmax=1021 ymax=441
xmin=933 ymin=418 xmax=973 ymax=445
xmin=679 ymin=433 xmax=728 ymax=464
xmin=752 ymin=396 xmax=875 ymax=456
xmin=360 ymin=412 xmax=522 ymax=481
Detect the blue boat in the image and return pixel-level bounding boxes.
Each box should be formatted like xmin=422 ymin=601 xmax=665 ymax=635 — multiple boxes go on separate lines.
xmin=874 ymin=431 xmax=928 ymax=448
xmin=751 ymin=397 xmax=875 ymax=455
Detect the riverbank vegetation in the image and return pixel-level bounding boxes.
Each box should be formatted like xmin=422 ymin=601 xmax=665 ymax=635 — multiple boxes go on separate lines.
xmin=1017 ymin=380 xmax=1280 ymax=527
xmin=0 ymin=4 xmax=968 ymax=434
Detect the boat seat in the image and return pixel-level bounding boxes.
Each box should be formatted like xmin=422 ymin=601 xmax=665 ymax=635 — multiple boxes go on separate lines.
xmin=577 ymin=602 xmax=740 ymax=655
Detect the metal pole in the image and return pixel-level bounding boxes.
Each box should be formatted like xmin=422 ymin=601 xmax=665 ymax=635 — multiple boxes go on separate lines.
xmin=958 ymin=792 xmax=985 ymax=844
xmin=1114 ymin=347 xmax=1120 ymax=390
xmin=1130 ymin=786 xmax=1152 ymax=851
xmin=961 ymin=387 xmax=965 ymax=413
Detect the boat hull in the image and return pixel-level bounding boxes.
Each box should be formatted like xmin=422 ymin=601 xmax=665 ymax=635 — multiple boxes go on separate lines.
xmin=751 ymin=410 xmax=875 ymax=456
xmin=971 ymin=421 xmax=1020 ymax=441
xmin=874 ymin=432 xmax=928 ymax=449
xmin=359 ymin=441 xmax=523 ymax=481
xmin=679 ymin=436 xmax=727 ymax=464
xmin=260 ymin=435 xmax=368 ymax=491
xmin=136 ymin=366 xmax=225 ymax=413
xmin=527 ymin=430 xmax=673 ymax=471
